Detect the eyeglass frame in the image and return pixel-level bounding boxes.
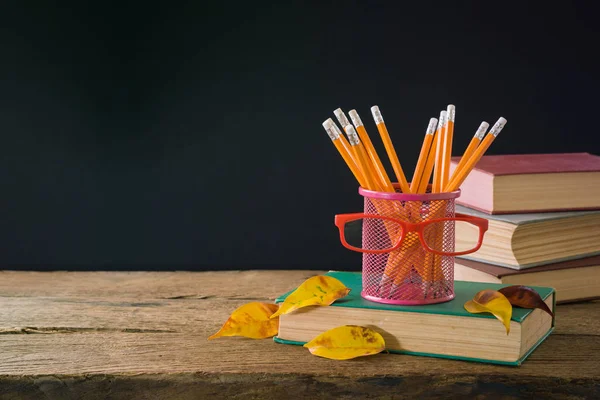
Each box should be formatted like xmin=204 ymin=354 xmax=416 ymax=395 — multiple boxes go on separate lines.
xmin=334 ymin=212 xmax=489 ymax=256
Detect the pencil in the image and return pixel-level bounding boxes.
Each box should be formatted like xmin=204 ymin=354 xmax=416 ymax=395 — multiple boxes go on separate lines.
xmin=409 ymin=117 xmax=438 ymax=193
xmin=416 ymin=116 xmax=444 ymax=194
xmin=344 ymin=124 xmax=380 ymax=190
xmin=322 ymin=119 xmax=368 ymax=188
xmin=348 ymin=109 xmax=395 ymax=193
xmin=445 ymin=121 xmax=489 ymax=190
xmin=445 ymin=117 xmax=507 ymax=192
xmin=371 ymin=106 xmax=411 ymax=194
xmin=431 ymin=110 xmax=448 ymax=193
xmin=335 ymin=108 xmax=384 ymax=191
xmin=440 ymin=104 xmax=455 ymax=190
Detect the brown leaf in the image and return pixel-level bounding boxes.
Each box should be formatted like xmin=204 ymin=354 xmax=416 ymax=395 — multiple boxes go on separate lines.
xmin=498 ymin=285 xmax=554 ymax=318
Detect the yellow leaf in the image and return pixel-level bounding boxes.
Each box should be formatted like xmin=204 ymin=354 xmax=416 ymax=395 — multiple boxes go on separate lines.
xmin=303 ymin=325 xmax=385 ymax=360
xmin=208 ymin=302 xmax=279 ymax=340
xmin=464 ymin=289 xmax=513 ymax=334
xmin=271 ymin=275 xmax=351 ymax=318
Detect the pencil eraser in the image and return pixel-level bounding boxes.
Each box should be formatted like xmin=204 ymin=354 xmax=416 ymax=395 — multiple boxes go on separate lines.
xmin=371 ymin=106 xmax=384 ymax=124
xmin=447 ymin=104 xmax=455 ymax=122
xmin=490 ymin=117 xmax=507 ymax=137
xmin=329 ymin=120 xmax=344 ymax=138
xmin=426 ymin=118 xmax=438 ymax=135
xmin=475 ymin=121 xmax=489 ymax=139
xmin=322 ymin=118 xmax=334 ymax=130
xmin=345 ymin=124 xmax=360 ymax=145
xmin=437 ymin=111 xmax=447 ymax=129
xmin=322 ymin=118 xmax=339 ymax=140
xmin=348 ymin=109 xmax=363 ymax=127
xmin=334 ymin=108 xmax=350 ymax=129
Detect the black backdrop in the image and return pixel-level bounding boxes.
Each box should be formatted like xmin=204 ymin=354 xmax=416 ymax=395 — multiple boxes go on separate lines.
xmin=1 ymin=2 xmax=599 ymax=270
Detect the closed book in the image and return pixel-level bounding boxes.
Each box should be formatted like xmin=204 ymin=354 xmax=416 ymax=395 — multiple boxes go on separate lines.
xmin=449 ymin=152 xmax=600 ymax=214
xmin=274 ymin=271 xmax=555 ymax=366
xmin=454 ymin=255 xmax=600 ymax=304
xmin=455 ymin=204 xmax=600 ymax=269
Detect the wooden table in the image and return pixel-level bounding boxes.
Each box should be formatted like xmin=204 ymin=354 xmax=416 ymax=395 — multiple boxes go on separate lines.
xmin=0 ymin=271 xmax=598 ymax=399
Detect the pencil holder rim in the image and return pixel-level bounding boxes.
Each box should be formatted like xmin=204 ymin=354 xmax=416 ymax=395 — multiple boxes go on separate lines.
xmin=358 ymin=185 xmax=461 ymax=201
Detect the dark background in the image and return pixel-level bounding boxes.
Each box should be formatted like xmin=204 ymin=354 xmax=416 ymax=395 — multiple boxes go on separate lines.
xmin=1 ymin=1 xmax=598 ymax=271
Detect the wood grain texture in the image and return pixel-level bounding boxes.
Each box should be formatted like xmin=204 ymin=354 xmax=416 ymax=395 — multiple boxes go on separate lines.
xmin=0 ymin=271 xmax=599 ymax=399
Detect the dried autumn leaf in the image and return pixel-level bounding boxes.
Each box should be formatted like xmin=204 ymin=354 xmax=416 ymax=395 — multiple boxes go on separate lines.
xmin=303 ymin=325 xmax=385 ymax=360
xmin=270 ymin=275 xmax=351 ymax=318
xmin=464 ymin=289 xmax=513 ymax=334
xmin=208 ymin=302 xmax=279 ymax=340
xmin=498 ymin=285 xmax=554 ymax=318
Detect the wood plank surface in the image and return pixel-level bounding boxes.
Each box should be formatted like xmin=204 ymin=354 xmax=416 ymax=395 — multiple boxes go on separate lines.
xmin=0 ymin=270 xmax=599 ymax=399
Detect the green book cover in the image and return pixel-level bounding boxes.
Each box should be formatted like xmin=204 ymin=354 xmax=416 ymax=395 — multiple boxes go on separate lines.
xmin=273 ymin=271 xmax=555 ymax=366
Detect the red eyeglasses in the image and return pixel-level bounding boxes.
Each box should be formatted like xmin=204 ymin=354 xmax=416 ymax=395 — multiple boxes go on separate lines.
xmin=334 ymin=212 xmax=488 ymax=256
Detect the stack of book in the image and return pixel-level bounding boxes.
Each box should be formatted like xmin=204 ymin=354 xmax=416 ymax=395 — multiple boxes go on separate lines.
xmin=450 ymin=152 xmax=600 ymax=303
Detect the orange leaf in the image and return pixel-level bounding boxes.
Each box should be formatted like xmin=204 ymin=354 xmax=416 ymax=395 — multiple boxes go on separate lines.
xmin=498 ymin=285 xmax=554 ymax=318
xmin=208 ymin=302 xmax=279 ymax=340
xmin=271 ymin=275 xmax=351 ymax=318
xmin=303 ymin=325 xmax=385 ymax=360
xmin=464 ymin=289 xmax=513 ymax=334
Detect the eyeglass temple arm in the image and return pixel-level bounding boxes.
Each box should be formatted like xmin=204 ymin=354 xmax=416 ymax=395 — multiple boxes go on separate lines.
xmin=334 ymin=213 xmax=370 ymax=226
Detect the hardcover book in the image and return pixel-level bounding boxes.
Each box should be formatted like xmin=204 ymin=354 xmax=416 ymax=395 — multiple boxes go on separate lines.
xmin=454 ymin=255 xmax=600 ymax=303
xmin=454 ymin=204 xmax=600 ymax=269
xmin=274 ymin=271 xmax=555 ymax=366
xmin=448 ymin=152 xmax=600 ymax=214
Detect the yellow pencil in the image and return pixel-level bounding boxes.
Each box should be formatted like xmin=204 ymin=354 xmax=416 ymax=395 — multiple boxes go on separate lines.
xmin=334 ymin=109 xmax=385 ymax=191
xmin=371 ymin=105 xmax=411 ymax=194
xmin=416 ymin=139 xmax=437 ymax=193
xmin=322 ymin=119 xmax=368 ymax=188
xmin=445 ymin=117 xmax=507 ymax=192
xmin=410 ymin=117 xmax=438 ymax=193
xmin=431 ymin=110 xmax=448 ymax=193
xmin=347 ymin=109 xmax=395 ymax=193
xmin=416 ymin=116 xmax=444 ymax=194
xmin=445 ymin=121 xmax=489 ymax=191
xmin=344 ymin=124 xmax=380 ymax=190
xmin=441 ymin=104 xmax=456 ymax=190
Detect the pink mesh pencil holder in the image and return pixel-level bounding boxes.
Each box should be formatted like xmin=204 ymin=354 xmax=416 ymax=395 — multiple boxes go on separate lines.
xmin=358 ymin=186 xmax=461 ymax=305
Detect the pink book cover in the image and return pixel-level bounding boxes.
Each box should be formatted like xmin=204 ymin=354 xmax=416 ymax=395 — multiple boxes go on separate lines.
xmin=450 ymin=153 xmax=600 ymax=214
xmin=450 ymin=152 xmax=600 ymax=176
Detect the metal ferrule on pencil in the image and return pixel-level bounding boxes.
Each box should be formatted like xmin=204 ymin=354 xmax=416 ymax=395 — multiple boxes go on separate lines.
xmin=446 ymin=105 xmax=456 ymax=122
xmin=322 ymin=119 xmax=340 ymax=140
xmin=437 ymin=111 xmax=447 ymax=130
xmin=475 ymin=122 xmax=489 ymax=140
xmin=334 ymin=108 xmax=351 ymax=129
xmin=426 ymin=118 xmax=438 ymax=135
xmin=328 ymin=119 xmax=345 ymax=138
xmin=490 ymin=117 xmax=507 ymax=137
xmin=371 ymin=106 xmax=384 ymax=124
xmin=348 ymin=110 xmax=363 ymax=128
xmin=345 ymin=124 xmax=361 ymax=145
